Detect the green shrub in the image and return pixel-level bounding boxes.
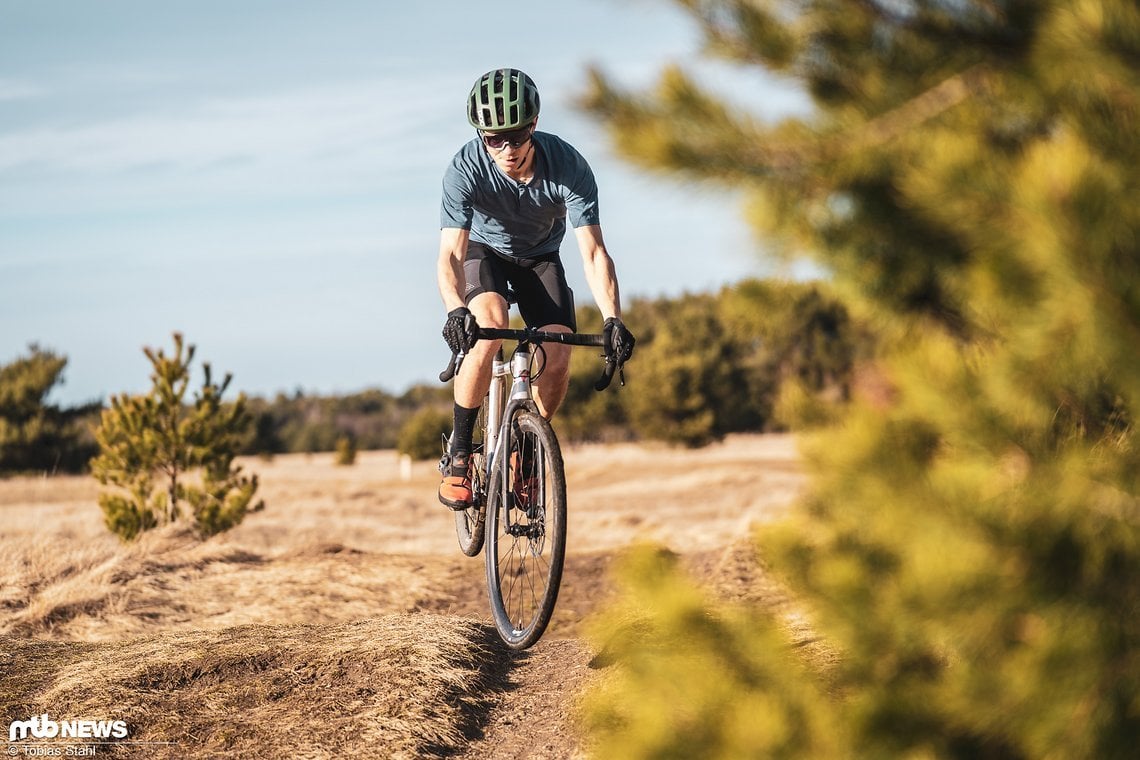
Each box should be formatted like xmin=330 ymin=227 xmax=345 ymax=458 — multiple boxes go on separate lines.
xmin=396 ymin=407 xmax=451 ymax=461
xmin=334 ymin=435 xmax=357 ymax=466
xmin=584 ymin=546 xmax=841 ymax=758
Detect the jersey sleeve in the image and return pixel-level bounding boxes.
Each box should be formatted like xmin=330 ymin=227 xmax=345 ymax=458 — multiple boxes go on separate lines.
xmin=440 ymin=161 xmax=474 ymax=230
xmin=563 ymin=149 xmax=600 ymax=228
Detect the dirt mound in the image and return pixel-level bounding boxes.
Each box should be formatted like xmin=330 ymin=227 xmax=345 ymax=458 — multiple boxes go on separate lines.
xmin=1 ymin=523 xmax=474 ymax=641
xmin=1 ymin=616 xmax=512 ymax=759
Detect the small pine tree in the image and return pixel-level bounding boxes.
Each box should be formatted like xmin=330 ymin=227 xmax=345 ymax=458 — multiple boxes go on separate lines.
xmin=91 ymin=333 xmax=263 ymax=540
xmin=334 ymin=435 xmax=357 ymax=466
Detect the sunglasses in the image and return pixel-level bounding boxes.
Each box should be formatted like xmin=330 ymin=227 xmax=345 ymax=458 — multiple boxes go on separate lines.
xmin=481 ymin=125 xmax=534 ymax=151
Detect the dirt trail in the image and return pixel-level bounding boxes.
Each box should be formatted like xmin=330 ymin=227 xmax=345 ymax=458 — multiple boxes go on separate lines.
xmin=0 ymin=434 xmax=804 ymax=758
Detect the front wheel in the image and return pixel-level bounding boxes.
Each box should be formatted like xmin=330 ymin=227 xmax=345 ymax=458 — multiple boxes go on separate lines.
xmin=485 ymin=409 xmax=566 ymax=649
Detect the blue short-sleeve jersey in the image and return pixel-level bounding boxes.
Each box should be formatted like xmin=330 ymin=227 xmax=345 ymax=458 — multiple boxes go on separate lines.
xmin=440 ymin=131 xmax=600 ymax=259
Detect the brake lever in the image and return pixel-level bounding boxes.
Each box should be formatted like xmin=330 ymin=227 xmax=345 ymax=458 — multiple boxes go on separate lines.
xmin=439 ymin=349 xmax=467 ymax=383
xmin=594 ymin=354 xmax=629 ymax=392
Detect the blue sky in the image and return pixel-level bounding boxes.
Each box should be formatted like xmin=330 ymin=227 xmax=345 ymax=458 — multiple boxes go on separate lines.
xmin=1 ymin=0 xmax=812 ymax=405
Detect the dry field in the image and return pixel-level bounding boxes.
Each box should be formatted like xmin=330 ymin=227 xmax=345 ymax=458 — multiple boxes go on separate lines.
xmin=1 ymin=434 xmax=805 ymax=758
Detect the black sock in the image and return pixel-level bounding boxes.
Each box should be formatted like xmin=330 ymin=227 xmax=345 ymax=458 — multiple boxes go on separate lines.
xmin=450 ymin=403 xmax=480 ymax=459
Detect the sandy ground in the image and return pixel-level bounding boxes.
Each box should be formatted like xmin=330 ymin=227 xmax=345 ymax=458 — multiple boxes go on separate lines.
xmin=0 ymin=434 xmax=805 ymax=758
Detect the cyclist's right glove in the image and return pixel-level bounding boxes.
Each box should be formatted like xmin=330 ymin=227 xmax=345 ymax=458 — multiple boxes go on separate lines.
xmin=603 ymin=317 xmax=636 ymax=364
xmin=442 ymin=307 xmax=478 ymax=355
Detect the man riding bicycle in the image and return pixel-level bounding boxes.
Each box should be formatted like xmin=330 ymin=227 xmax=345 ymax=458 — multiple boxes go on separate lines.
xmin=437 ymin=67 xmax=636 ymax=509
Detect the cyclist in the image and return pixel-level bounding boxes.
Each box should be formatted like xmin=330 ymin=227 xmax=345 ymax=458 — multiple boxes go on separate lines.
xmin=437 ymin=67 xmax=635 ymax=509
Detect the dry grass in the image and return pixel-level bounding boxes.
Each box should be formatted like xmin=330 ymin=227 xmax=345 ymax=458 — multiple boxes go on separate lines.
xmin=1 ymin=523 xmax=463 ymax=641
xmin=1 ymin=617 xmax=510 ymax=758
xmin=0 ymin=435 xmax=807 ymax=757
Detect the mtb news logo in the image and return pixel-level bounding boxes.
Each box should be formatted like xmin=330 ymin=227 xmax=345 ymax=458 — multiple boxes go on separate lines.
xmin=8 ymin=714 xmax=129 ymax=741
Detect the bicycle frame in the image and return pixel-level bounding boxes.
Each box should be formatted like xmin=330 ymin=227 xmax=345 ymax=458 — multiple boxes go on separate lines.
xmin=481 ymin=342 xmax=539 ymax=488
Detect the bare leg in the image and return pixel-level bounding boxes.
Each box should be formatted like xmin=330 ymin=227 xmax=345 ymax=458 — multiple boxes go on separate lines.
xmin=453 ymin=292 xmax=508 ymax=408
xmin=532 ymin=324 xmax=572 ymax=419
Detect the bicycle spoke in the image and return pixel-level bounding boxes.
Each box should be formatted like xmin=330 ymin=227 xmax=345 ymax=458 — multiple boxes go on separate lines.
xmin=515 ymin=569 xmax=535 ymax=628
xmin=506 ymin=540 xmax=535 ymax=625
xmin=497 ymin=526 xmax=543 ymax=632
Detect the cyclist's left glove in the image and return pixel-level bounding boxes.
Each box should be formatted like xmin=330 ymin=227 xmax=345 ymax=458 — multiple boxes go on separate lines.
xmin=603 ymin=317 xmax=636 ymax=364
xmin=442 ymin=307 xmax=478 ymax=355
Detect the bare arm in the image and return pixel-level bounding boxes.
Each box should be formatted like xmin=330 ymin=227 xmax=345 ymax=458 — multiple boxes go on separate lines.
xmin=574 ymin=224 xmax=621 ymax=320
xmin=437 ymin=227 xmax=472 ymax=312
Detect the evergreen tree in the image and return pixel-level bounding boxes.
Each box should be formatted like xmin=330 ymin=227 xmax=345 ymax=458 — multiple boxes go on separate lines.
xmin=625 ymin=293 xmax=744 ymax=446
xmin=396 ymin=406 xmax=452 ymax=461
xmin=0 ymin=346 xmax=99 ymax=474
xmin=587 ymin=283 xmax=858 ymax=446
xmin=582 ymin=1 xmax=1140 ymax=757
xmin=559 ymin=304 xmax=633 ymax=443
xmin=91 ymin=334 xmax=263 ymax=540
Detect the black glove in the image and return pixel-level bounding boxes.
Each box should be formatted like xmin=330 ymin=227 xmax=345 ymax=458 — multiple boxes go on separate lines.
xmin=442 ymin=307 xmax=478 ymax=354
xmin=603 ymin=317 xmax=635 ymax=364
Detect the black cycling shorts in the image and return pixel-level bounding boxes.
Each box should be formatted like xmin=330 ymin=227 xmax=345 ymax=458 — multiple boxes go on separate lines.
xmin=463 ymin=241 xmax=577 ymax=331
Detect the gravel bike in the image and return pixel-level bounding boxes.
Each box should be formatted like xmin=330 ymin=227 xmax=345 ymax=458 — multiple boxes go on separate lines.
xmin=439 ymin=321 xmax=623 ymax=649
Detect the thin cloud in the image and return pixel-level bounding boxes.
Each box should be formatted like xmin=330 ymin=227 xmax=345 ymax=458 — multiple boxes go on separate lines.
xmin=0 ymin=76 xmax=461 ymax=217
xmin=0 ymin=78 xmax=47 ymax=101
xmin=1 ymin=79 xmax=447 ymax=173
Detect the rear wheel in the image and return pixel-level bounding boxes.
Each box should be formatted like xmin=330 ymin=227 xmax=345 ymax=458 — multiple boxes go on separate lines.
xmin=454 ymin=400 xmax=488 ymax=557
xmin=485 ymin=408 xmax=566 ymax=649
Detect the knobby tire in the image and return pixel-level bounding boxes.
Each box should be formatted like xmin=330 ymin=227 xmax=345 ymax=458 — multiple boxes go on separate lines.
xmin=454 ymin=399 xmax=489 ymax=557
xmin=485 ymin=408 xmax=566 ymax=650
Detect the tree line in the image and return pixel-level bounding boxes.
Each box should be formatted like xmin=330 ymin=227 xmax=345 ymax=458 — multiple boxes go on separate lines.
xmin=0 ymin=278 xmax=865 ymax=477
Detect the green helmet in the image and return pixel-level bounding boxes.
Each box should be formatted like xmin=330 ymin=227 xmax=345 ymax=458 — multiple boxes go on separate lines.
xmin=467 ymin=68 xmax=540 ymax=131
